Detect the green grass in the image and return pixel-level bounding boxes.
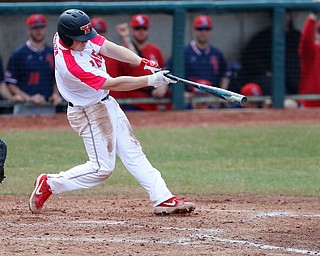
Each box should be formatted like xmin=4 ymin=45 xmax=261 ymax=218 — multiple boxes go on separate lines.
xmin=1 ymin=124 xmax=320 ymax=196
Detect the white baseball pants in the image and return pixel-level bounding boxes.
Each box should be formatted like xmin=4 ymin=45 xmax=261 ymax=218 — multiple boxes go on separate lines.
xmin=47 ymin=96 xmax=173 ymax=206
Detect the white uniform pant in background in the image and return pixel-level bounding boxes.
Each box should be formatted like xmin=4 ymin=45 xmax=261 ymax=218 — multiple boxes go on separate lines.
xmin=47 ymin=96 xmax=173 ymax=206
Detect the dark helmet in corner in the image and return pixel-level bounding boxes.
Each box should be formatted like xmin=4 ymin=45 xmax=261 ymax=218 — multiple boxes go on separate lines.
xmin=57 ymin=9 xmax=97 ymax=47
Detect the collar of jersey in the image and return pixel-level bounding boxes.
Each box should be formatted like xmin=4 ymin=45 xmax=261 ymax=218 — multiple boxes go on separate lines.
xmin=191 ymin=40 xmax=210 ymax=56
xmin=26 ymin=40 xmax=45 ymax=53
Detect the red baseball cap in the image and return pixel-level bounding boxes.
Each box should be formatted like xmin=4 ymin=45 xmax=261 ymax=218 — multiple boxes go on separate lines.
xmin=240 ymin=83 xmax=262 ymax=96
xmin=26 ymin=14 xmax=47 ymax=29
xmin=91 ymin=18 xmax=107 ymax=33
xmin=196 ymin=79 xmax=211 ymax=86
xmin=193 ymin=15 xmax=213 ymax=29
xmin=194 ymin=79 xmax=211 ymax=95
xmin=130 ymin=14 xmax=150 ymax=28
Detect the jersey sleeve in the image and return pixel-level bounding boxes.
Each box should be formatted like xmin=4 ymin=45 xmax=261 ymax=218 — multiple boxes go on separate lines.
xmin=90 ymin=34 xmax=106 ymax=53
xmin=5 ymin=52 xmax=19 ymax=85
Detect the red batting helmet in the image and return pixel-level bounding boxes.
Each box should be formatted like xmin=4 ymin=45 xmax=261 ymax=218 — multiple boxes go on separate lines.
xmin=193 ymin=15 xmax=213 ymax=29
xmin=91 ymin=18 xmax=107 ymax=33
xmin=26 ymin=14 xmax=47 ymax=29
xmin=130 ymin=14 xmax=151 ymax=28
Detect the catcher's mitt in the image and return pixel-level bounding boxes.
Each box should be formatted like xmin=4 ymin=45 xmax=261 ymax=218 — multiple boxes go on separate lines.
xmin=0 ymin=139 xmax=7 ymax=184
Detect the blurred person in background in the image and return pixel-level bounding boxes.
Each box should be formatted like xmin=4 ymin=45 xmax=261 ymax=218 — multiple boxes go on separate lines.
xmin=0 ymin=54 xmax=21 ymax=114
xmin=230 ymin=82 xmax=264 ymax=109
xmin=240 ymin=82 xmax=264 ymax=108
xmin=235 ymin=82 xmax=299 ymax=109
xmin=5 ymin=14 xmax=62 ymax=115
xmin=91 ymin=17 xmax=107 ymax=38
xmin=238 ymin=11 xmax=300 ymax=96
xmin=298 ymin=12 xmax=320 ymax=107
xmin=112 ymin=14 xmax=171 ymax=111
xmin=167 ymin=15 xmax=231 ymax=109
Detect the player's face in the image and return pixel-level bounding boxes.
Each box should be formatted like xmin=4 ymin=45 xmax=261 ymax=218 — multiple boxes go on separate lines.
xmin=71 ymin=40 xmax=88 ymax=51
xmin=131 ymin=26 xmax=149 ymax=44
xmin=194 ymin=27 xmax=212 ymax=44
xmin=28 ymin=27 xmax=47 ymax=43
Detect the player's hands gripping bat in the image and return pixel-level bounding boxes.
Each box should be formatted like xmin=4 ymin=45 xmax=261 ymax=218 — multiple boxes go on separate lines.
xmin=0 ymin=139 xmax=7 ymax=184
xmin=148 ymin=70 xmax=177 ymax=88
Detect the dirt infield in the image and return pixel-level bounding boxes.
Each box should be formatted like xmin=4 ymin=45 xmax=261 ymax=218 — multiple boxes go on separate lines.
xmin=0 ymin=108 xmax=319 ymax=130
xmin=0 ymin=109 xmax=320 ymax=255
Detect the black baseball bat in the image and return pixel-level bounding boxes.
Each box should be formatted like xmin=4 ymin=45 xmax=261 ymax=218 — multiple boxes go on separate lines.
xmin=165 ymin=73 xmax=247 ymax=106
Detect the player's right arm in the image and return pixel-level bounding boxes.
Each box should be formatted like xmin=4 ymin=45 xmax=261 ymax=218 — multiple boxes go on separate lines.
xmin=100 ymin=70 xmax=175 ymax=91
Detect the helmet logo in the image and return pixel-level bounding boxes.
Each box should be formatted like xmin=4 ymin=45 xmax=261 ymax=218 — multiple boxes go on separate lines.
xmin=136 ymin=15 xmax=145 ymax=25
xmin=80 ymin=23 xmax=91 ymax=34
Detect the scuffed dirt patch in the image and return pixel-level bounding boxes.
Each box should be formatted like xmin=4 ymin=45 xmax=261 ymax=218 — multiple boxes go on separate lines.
xmin=0 ymin=195 xmax=319 ymax=256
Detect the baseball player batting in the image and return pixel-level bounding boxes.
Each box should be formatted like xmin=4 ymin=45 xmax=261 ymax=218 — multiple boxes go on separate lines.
xmin=29 ymin=9 xmax=195 ymax=215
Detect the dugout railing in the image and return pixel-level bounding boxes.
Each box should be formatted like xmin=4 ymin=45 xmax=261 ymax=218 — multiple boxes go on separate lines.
xmin=0 ymin=0 xmax=320 ymax=111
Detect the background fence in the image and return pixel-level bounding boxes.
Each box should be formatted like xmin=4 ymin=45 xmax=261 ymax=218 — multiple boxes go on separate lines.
xmin=1 ymin=0 xmax=320 ymax=111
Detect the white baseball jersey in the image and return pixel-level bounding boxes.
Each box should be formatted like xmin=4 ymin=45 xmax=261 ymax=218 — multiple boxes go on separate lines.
xmin=53 ymin=32 xmax=109 ymax=107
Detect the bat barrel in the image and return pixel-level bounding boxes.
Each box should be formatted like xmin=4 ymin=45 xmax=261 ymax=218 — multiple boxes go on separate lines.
xmin=229 ymin=95 xmax=247 ymax=106
xmin=165 ymin=73 xmax=247 ymax=106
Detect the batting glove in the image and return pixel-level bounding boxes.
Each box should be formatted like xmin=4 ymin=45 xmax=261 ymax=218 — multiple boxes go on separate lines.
xmin=147 ymin=70 xmax=177 ymax=88
xmin=140 ymin=58 xmax=160 ymax=74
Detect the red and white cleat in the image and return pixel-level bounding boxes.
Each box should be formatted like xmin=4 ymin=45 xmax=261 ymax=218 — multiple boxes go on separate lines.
xmin=29 ymin=174 xmax=52 ymax=214
xmin=154 ymin=196 xmax=196 ymax=215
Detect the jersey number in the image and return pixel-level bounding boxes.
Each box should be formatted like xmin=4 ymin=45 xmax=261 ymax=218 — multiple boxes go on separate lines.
xmin=28 ymin=72 xmax=40 ymax=86
xmin=90 ymin=50 xmax=103 ymax=68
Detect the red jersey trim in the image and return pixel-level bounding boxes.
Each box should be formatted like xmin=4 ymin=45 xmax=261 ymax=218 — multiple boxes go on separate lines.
xmin=91 ymin=34 xmax=105 ymax=46
xmin=62 ymin=49 xmax=106 ymax=90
